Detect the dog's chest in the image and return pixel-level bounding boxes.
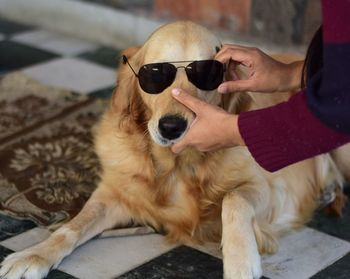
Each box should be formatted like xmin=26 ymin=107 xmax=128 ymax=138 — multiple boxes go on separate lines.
xmin=150 ymin=166 xmax=223 ymax=242
xmin=152 ymin=154 xmax=228 ymax=215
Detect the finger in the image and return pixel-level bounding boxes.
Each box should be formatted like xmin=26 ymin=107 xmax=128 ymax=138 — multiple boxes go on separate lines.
xmin=218 ymin=80 xmax=255 ymax=93
xmin=220 ymin=44 xmax=260 ymax=54
xmin=215 ymin=48 xmax=252 ymax=67
xmin=171 ymin=139 xmax=188 ymax=154
xmin=171 ymin=88 xmax=205 ymax=114
xmin=220 ymin=44 xmax=253 ymax=52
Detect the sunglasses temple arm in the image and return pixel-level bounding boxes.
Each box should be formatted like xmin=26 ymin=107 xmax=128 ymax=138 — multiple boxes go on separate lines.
xmin=122 ymin=55 xmax=138 ymax=77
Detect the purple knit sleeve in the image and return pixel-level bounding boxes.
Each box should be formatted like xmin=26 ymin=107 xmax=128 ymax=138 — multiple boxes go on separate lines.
xmin=238 ymin=91 xmax=350 ymax=172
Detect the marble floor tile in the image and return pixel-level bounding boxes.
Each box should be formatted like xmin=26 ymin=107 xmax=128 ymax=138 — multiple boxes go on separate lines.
xmin=0 ymin=214 xmax=36 ymax=241
xmin=12 ymin=30 xmax=98 ymax=56
xmin=117 ymin=245 xmax=224 ymax=279
xmin=1 ymin=228 xmax=177 ymax=279
xmin=0 ymin=41 xmax=58 ymax=72
xmin=59 ymin=234 xmax=176 ymax=279
xmin=311 ymin=252 xmax=350 ymax=279
xmin=0 ymin=228 xmax=51 ymax=251
xmin=0 ymin=245 xmax=77 ymax=279
xmin=41 ymin=270 xmax=78 ymax=279
xmin=261 ymin=227 xmax=350 ymax=279
xmin=88 ymin=85 xmax=115 ymax=99
xmin=22 ymin=58 xmax=116 ymax=94
xmin=0 ymin=18 xmax=32 ymax=35
xmin=78 ymin=46 xmax=121 ymax=68
xmin=0 ymin=245 xmax=13 ymax=262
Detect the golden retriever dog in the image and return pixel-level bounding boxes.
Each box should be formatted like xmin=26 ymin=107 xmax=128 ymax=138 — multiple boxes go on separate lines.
xmin=1 ymin=21 xmax=349 ymax=279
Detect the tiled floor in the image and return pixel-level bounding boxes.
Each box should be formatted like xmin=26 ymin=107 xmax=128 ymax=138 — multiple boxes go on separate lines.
xmin=0 ymin=17 xmax=350 ymax=279
xmin=0 ymin=18 xmax=116 ymax=97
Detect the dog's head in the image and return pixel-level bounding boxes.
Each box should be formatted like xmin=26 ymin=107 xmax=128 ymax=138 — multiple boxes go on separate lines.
xmin=113 ymin=21 xmax=224 ymax=147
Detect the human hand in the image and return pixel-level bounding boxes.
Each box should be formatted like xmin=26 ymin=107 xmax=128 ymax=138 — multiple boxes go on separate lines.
xmin=170 ymin=88 xmax=245 ymax=154
xmin=215 ymin=44 xmax=303 ymax=93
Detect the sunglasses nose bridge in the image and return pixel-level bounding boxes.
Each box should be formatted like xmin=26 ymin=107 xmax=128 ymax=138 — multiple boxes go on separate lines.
xmin=173 ymin=65 xmax=186 ymax=80
xmin=170 ymin=69 xmax=197 ymax=92
xmin=176 ymin=65 xmax=186 ymax=70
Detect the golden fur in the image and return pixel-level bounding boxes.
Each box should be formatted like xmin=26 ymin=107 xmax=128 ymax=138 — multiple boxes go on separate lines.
xmin=1 ymin=21 xmax=349 ymax=279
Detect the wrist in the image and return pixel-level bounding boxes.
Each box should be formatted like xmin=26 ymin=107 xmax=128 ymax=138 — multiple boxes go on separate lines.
xmin=226 ymin=114 xmax=245 ymax=147
xmin=278 ymin=60 xmax=304 ymax=92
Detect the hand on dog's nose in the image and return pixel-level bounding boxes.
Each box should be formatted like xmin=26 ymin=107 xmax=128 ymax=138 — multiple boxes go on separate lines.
xmin=170 ymin=88 xmax=245 ymax=154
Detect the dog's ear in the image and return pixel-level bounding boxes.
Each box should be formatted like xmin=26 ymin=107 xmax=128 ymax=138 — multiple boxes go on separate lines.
xmin=221 ymin=61 xmax=252 ymax=114
xmin=122 ymin=46 xmax=142 ymax=60
xmin=111 ymin=46 xmax=148 ymax=133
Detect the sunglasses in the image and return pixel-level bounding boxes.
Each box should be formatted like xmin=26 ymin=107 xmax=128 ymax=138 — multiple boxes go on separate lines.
xmin=122 ymin=55 xmax=224 ymax=94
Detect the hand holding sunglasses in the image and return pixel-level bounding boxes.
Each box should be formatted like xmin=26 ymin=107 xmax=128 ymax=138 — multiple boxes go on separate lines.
xmin=123 ymin=55 xmax=225 ymax=94
xmin=215 ymin=44 xmax=304 ymax=94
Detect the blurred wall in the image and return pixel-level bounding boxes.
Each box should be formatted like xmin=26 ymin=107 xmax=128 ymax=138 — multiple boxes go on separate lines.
xmin=154 ymin=0 xmax=251 ymax=33
xmin=153 ymin=0 xmax=321 ymax=45
xmin=0 ymin=0 xmax=320 ymax=50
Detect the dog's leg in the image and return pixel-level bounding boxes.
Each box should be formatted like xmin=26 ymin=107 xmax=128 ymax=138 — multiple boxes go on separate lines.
xmin=222 ymin=182 xmax=271 ymax=279
xmin=0 ymin=185 xmax=132 ymax=279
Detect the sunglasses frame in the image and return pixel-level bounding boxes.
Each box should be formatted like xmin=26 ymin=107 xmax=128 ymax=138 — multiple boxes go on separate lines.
xmin=122 ymin=55 xmax=224 ymax=94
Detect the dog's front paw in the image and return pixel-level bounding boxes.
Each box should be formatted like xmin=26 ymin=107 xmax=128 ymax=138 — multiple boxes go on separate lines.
xmin=0 ymin=249 xmax=54 ymax=279
xmin=223 ymin=247 xmax=262 ymax=279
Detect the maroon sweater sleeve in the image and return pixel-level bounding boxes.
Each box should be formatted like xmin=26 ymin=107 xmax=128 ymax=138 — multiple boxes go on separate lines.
xmin=238 ymin=0 xmax=350 ymax=172
xmin=238 ymin=91 xmax=350 ymax=172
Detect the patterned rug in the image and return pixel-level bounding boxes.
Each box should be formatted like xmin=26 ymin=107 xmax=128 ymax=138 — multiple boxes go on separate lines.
xmin=0 ymin=73 xmax=106 ymax=226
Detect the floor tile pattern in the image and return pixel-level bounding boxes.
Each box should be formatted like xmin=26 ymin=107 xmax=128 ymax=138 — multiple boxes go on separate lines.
xmin=0 ymin=18 xmax=33 ymax=36
xmin=0 ymin=214 xmax=36 ymax=242
xmin=0 ymin=245 xmax=77 ymax=279
xmin=78 ymin=46 xmax=121 ymax=68
xmin=22 ymin=57 xmax=116 ymax=94
xmin=117 ymin=246 xmax=224 ymax=279
xmin=12 ymin=30 xmax=98 ymax=56
xmin=0 ymin=41 xmax=59 ymax=71
xmin=311 ymin=252 xmax=350 ymax=279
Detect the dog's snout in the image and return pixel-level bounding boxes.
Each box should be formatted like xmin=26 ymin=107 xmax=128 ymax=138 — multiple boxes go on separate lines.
xmin=158 ymin=115 xmax=187 ymax=140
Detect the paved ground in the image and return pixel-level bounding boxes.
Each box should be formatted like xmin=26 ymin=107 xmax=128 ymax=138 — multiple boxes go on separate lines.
xmin=0 ymin=17 xmax=350 ymax=279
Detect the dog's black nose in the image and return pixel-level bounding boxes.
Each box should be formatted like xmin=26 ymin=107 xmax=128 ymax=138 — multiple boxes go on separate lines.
xmin=158 ymin=115 xmax=187 ymax=140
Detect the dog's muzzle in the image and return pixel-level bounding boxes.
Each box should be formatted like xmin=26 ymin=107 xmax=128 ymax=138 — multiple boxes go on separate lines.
xmin=158 ymin=115 xmax=188 ymax=140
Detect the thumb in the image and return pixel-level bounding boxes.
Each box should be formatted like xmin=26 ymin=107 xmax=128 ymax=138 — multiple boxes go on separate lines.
xmin=171 ymin=139 xmax=188 ymax=154
xmin=171 ymin=88 xmax=204 ymax=114
xmin=171 ymin=125 xmax=195 ymax=153
xmin=218 ymin=80 xmax=253 ymax=93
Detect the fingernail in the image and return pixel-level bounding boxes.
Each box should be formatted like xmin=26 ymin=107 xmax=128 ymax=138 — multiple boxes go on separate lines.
xmin=172 ymin=88 xmax=181 ymax=96
xmin=218 ymin=85 xmax=227 ymax=93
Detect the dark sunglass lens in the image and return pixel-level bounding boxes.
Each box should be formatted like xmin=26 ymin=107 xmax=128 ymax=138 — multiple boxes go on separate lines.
xmin=138 ymin=63 xmax=176 ymax=94
xmin=186 ymin=60 xmax=224 ymax=91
